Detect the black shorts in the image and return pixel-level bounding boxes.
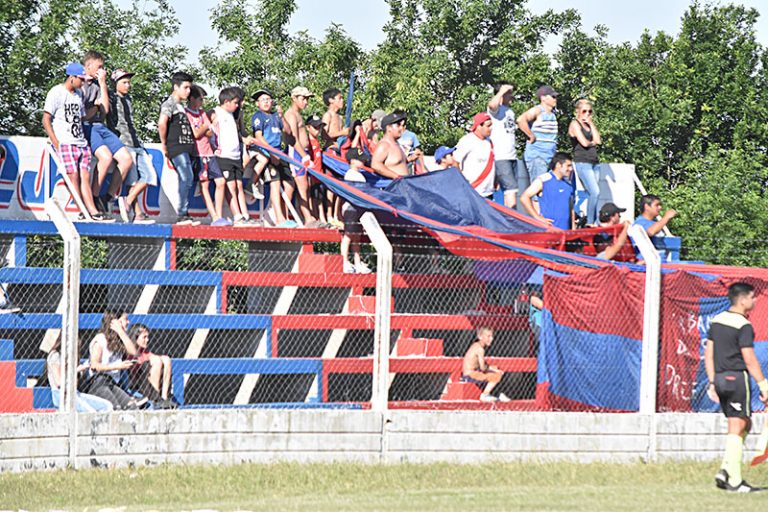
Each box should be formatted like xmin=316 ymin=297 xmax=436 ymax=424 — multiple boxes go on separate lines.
xmin=217 ymin=157 xmax=243 ymax=182
xmin=715 ymin=370 xmax=751 ymax=418
xmin=263 ymin=162 xmax=293 ymax=184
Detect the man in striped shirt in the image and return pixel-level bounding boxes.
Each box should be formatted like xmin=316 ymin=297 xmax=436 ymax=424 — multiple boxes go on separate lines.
xmin=517 ymin=85 xmax=559 ymax=183
xmin=705 ymin=282 xmax=768 ymax=492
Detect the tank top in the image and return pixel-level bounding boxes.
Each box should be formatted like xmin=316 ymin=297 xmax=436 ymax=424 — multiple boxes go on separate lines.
xmin=88 ymin=333 xmax=122 ymax=383
xmin=214 ymin=106 xmax=242 ymax=160
xmin=571 ymin=121 xmax=598 ymax=164
xmin=538 ymin=171 xmax=574 ymax=231
xmin=524 ymin=106 xmax=557 ymax=161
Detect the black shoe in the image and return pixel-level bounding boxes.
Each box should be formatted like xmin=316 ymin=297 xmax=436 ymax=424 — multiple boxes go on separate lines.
xmin=715 ymin=469 xmax=728 ymax=490
xmin=726 ymin=479 xmax=765 ymax=493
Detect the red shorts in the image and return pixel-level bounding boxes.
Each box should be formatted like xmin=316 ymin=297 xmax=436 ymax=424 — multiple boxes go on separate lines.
xmin=57 ymin=144 xmax=92 ymax=175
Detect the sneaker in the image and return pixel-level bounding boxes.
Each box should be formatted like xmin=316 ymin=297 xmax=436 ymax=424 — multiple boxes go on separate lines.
xmin=726 ymin=480 xmax=764 ymax=493
xmin=117 ymin=197 xmax=129 ymax=223
xmin=211 ymin=217 xmax=233 ymax=227
xmin=91 ymin=212 xmax=115 ymax=223
xmin=479 ymin=394 xmax=498 ymax=403
xmin=176 ymin=216 xmax=193 ymax=226
xmin=343 ymin=261 xmax=356 ymax=274
xmin=251 ymin=181 xmax=265 ymax=200
xmin=715 ymin=469 xmax=729 ymax=490
xmin=498 ymin=393 xmax=512 ymax=402
xmin=233 ymin=217 xmax=250 ymax=227
xmin=246 ymin=217 xmax=262 ymax=226
xmin=304 ymin=220 xmax=325 ymax=229
xmin=133 ymin=216 xmax=155 ymax=225
xmin=355 ymin=261 xmax=372 ymax=274
xmin=277 ymin=220 xmax=298 ymax=228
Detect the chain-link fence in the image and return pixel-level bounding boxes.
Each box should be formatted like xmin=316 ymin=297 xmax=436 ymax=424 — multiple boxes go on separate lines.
xmin=4 ymin=215 xmax=768 ymax=415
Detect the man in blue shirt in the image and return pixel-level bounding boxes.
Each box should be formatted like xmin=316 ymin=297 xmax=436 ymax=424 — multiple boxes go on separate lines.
xmin=519 ymin=152 xmax=575 ymax=230
xmin=633 ymin=194 xmax=677 ymax=241
xmin=251 ymin=89 xmax=295 ymax=227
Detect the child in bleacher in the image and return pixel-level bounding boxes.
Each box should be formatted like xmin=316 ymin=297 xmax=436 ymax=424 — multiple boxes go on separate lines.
xmin=186 ymin=85 xmax=230 ymax=226
xmin=212 ymin=87 xmax=256 ymax=227
xmin=340 ymin=148 xmax=371 ymax=274
xmin=251 ymin=89 xmax=295 ymax=227
xmin=306 ymin=115 xmax=331 ymax=227
xmin=128 ymin=323 xmax=176 ymax=409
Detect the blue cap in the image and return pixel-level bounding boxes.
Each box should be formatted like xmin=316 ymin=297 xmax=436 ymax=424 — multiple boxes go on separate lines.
xmin=434 ymin=146 xmax=456 ymax=164
xmin=65 ymin=62 xmax=87 ymax=78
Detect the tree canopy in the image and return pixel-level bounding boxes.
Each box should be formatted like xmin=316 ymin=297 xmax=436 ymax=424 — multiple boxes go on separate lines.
xmin=1 ymin=0 xmax=766 ymax=265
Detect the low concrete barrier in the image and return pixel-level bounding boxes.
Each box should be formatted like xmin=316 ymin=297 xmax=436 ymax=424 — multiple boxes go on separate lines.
xmin=0 ymin=410 xmax=744 ymax=472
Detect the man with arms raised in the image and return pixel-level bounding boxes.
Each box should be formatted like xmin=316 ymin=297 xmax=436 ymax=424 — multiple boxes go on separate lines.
xmin=706 ymin=282 xmax=768 ymax=492
xmin=371 ymin=111 xmax=409 ymax=179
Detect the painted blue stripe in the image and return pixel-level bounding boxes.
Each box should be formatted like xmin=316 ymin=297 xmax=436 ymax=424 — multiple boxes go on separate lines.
xmin=16 ymin=359 xmax=44 ymax=386
xmin=0 ymin=313 xmax=271 ymax=330
xmin=0 ymin=339 xmax=13 ymax=360
xmin=33 ymin=387 xmax=55 ymax=409
xmin=0 ymin=267 xmax=222 ymax=286
xmin=0 ymin=220 xmax=173 ymax=238
xmin=537 ymin=309 xmax=641 ymax=411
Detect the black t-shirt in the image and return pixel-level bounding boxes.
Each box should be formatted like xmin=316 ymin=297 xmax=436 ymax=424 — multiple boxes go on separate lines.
xmin=708 ymin=310 xmax=754 ymax=373
xmin=160 ymin=95 xmax=195 ymax=159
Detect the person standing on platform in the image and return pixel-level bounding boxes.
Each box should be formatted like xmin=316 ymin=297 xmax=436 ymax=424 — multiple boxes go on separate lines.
xmin=517 ymin=85 xmax=559 ymax=183
xmin=488 ymin=82 xmax=523 ymax=208
xmin=569 ymin=99 xmax=602 ymax=225
xmin=454 ymin=112 xmax=495 ymax=200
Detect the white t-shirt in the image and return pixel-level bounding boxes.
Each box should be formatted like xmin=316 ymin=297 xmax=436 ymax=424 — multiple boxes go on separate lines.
xmin=454 ymin=132 xmax=496 ymax=197
xmin=488 ymin=104 xmax=516 ymax=160
xmin=88 ymin=333 xmax=122 ymax=382
xmin=214 ymin=106 xmax=241 ymax=160
xmin=43 ymin=84 xmax=87 ymax=146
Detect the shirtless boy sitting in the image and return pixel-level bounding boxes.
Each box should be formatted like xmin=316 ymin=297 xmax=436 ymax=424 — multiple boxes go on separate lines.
xmin=371 ymin=111 xmax=410 ymax=179
xmin=461 ymin=327 xmax=504 ymax=402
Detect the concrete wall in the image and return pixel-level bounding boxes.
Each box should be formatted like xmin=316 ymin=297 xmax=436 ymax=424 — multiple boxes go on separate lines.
xmin=0 ymin=410 xmax=752 ymax=472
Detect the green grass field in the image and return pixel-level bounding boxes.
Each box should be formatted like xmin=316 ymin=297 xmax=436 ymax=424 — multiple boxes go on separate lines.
xmin=1 ymin=461 xmax=766 ymax=511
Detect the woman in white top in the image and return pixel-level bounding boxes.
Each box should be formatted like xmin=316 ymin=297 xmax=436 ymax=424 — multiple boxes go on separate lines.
xmin=85 ymin=310 xmax=145 ymax=410
xmin=46 ymin=335 xmax=113 ymax=412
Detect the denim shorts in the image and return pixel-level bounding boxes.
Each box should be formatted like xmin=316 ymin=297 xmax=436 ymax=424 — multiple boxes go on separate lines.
xmin=84 ymin=123 xmax=125 ymax=155
xmin=125 ymin=147 xmax=158 ymax=187
xmin=495 ymin=159 xmax=529 ymax=193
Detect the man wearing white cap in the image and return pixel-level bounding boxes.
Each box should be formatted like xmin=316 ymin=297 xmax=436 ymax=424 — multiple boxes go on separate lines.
xmin=284 ymin=86 xmax=318 ymax=226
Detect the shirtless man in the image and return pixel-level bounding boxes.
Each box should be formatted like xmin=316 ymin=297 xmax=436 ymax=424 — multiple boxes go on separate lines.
xmin=371 ymin=111 xmax=410 ymax=179
xmin=461 ymin=327 xmax=504 ymax=402
xmin=284 ymin=86 xmax=317 ymax=225
xmin=321 ymin=88 xmax=348 ymax=146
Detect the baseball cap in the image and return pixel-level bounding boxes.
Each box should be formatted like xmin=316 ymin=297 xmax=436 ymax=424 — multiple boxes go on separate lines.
xmin=291 ymin=86 xmax=313 ymax=98
xmin=599 ymin=202 xmax=627 ymax=222
xmin=306 ymin=115 xmax=325 ymax=128
xmin=537 ymin=85 xmax=559 ymax=98
xmin=345 ymin=148 xmax=371 ymax=167
xmin=381 ymin=110 xmax=407 ymax=129
xmin=111 ymin=69 xmax=135 ymax=83
xmin=371 ymin=109 xmax=386 ymax=124
xmin=434 ymin=146 xmax=456 ymax=164
xmin=252 ymin=88 xmax=273 ymax=101
xmin=65 ymin=62 xmax=88 ymax=79
xmin=470 ymin=112 xmax=491 ymax=131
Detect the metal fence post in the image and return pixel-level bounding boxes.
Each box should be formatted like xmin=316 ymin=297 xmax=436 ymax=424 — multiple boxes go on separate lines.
xmin=630 ymin=224 xmax=662 ymax=461
xmin=45 ymin=198 xmax=81 ymax=469
xmin=360 ymin=212 xmax=392 ymax=413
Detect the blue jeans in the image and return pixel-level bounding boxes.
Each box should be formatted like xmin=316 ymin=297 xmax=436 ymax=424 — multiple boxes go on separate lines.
xmin=171 ymin=153 xmax=194 ymax=216
xmin=51 ymin=388 xmax=114 ymax=412
xmin=574 ymin=162 xmax=600 ymax=225
xmin=524 ymin=156 xmax=549 ymax=183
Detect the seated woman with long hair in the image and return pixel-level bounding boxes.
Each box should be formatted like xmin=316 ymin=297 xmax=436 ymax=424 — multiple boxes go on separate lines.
xmin=84 ymin=310 xmax=146 ymax=410
xmin=46 ymin=335 xmax=113 ymax=412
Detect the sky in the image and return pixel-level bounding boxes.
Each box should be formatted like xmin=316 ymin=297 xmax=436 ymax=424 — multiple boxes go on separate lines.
xmin=132 ymin=0 xmax=768 ymax=63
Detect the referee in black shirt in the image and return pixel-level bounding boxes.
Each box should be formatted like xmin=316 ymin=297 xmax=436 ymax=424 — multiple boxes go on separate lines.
xmin=705 ymin=282 xmax=768 ymax=492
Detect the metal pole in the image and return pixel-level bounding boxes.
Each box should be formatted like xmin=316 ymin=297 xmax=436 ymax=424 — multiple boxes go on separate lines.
xmin=630 ymin=224 xmax=662 ymax=461
xmin=360 ymin=212 xmax=392 ymax=413
xmin=45 ymin=198 xmax=81 ymax=469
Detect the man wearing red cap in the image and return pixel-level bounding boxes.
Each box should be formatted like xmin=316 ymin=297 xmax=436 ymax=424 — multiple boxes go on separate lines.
xmin=453 ymin=112 xmax=495 ymax=199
